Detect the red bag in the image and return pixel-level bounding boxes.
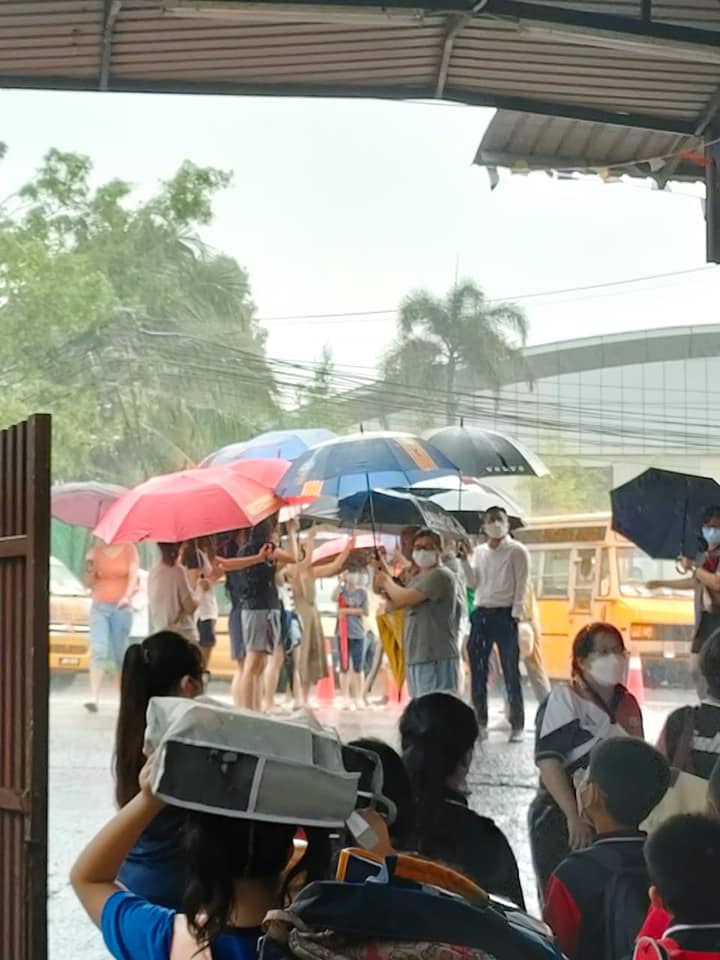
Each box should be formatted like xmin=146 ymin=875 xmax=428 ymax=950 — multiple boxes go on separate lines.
xmin=635 ymin=935 xmax=720 ymax=959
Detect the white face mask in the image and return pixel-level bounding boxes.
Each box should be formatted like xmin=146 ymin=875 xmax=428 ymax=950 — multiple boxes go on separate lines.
xmin=346 ymin=573 xmax=361 ymax=587
xmin=413 ymin=549 xmax=438 ymax=569
xmin=586 ymin=653 xmax=625 ymax=688
xmin=484 ymin=519 xmax=509 ymax=540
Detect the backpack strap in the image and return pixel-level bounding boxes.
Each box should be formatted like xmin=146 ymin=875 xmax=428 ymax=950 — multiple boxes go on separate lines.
xmin=634 ymin=937 xmax=670 ymax=960
xmin=170 ymin=914 xmax=212 ymax=960
xmin=671 ymin=706 xmax=696 ymax=774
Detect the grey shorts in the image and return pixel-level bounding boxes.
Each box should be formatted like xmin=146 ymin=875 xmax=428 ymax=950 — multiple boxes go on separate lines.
xmin=406 ymin=658 xmax=460 ymax=699
xmin=241 ymin=609 xmax=281 ymax=655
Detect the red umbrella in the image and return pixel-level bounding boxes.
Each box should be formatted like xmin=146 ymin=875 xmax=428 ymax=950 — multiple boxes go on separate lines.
xmin=93 ymin=466 xmax=283 ymax=544
xmin=312 ymin=533 xmax=390 ymax=565
xmin=228 ymin=457 xmax=315 ymax=505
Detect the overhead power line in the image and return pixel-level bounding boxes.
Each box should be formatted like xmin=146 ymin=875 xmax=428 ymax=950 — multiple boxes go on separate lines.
xmin=255 ymin=265 xmax=717 ymax=326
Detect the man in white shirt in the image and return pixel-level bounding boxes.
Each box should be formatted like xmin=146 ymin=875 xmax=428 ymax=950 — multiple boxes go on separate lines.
xmin=461 ymin=506 xmax=530 ymax=743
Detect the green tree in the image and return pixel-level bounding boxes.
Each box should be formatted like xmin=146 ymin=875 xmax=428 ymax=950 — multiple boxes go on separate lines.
xmin=520 ymin=461 xmax=612 ymax=515
xmin=0 ymin=149 xmax=278 ymax=482
xmin=291 ymin=344 xmax=353 ymax=433
xmin=382 ymin=281 xmax=528 ymax=422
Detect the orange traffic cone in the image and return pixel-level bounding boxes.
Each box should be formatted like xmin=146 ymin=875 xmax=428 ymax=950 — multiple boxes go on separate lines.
xmin=316 ymin=639 xmax=336 ymax=705
xmin=627 ymin=652 xmax=645 ymax=707
xmin=388 ymin=678 xmax=410 ymax=706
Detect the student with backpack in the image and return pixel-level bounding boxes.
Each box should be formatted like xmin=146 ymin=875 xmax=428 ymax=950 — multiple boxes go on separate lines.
xmin=634 ymin=814 xmax=720 ymax=960
xmin=637 ymin=756 xmax=720 ymax=944
xmin=543 ymin=738 xmax=670 ymax=960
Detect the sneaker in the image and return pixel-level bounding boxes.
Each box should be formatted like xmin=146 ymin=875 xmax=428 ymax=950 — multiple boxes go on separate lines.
xmin=478 ymin=726 xmax=489 ymax=742
xmin=509 ymin=728 xmax=524 ymax=744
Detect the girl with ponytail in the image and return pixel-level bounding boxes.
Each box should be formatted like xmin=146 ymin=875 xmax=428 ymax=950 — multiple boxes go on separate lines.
xmin=399 ymin=692 xmax=524 ymax=906
xmin=114 ymin=631 xmax=205 ymax=907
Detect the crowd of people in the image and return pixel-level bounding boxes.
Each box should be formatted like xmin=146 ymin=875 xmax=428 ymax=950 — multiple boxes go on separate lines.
xmin=70 ymin=616 xmax=720 ymax=959
xmin=73 ymin=503 xmax=720 ymax=959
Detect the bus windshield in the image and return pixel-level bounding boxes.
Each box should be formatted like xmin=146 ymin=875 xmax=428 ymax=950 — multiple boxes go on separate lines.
xmin=50 ymin=556 xmax=88 ymax=597
xmin=617 ymin=547 xmax=692 ymax=598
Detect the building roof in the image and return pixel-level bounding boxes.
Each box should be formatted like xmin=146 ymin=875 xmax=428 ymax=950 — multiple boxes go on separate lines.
xmin=515 ymin=323 xmax=720 ymax=385
xmin=1 ymin=1 xmax=719 ymax=143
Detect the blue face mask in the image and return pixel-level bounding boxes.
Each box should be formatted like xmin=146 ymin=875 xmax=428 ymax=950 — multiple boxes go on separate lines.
xmin=703 ymin=527 xmax=720 ymax=548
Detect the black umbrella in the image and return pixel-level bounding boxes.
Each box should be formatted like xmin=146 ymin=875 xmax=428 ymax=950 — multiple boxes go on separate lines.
xmin=409 ymin=476 xmax=525 ymax=534
xmin=611 ymin=468 xmax=720 ymax=560
xmin=305 ymin=488 xmax=467 ymax=539
xmin=424 ymin=426 xmax=549 ymax=478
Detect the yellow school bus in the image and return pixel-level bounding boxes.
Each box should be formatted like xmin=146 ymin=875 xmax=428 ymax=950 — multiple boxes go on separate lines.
xmin=514 ymin=514 xmax=695 ymax=684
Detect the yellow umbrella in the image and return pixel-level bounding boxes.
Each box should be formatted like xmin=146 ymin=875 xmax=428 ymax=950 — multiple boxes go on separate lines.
xmin=376 ymin=609 xmax=405 ymax=690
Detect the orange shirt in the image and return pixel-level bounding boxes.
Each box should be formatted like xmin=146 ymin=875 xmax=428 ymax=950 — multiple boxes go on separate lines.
xmin=89 ymin=543 xmax=138 ymax=604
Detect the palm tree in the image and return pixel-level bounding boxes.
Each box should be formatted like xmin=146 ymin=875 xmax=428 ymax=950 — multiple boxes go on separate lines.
xmin=382 ymin=281 xmax=528 ymax=423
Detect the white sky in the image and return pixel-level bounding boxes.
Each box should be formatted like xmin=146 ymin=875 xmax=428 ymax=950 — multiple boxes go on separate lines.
xmin=1 ymin=88 xmax=718 ymax=372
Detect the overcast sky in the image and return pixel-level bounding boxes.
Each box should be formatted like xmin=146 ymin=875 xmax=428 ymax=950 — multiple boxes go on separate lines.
xmin=2 ymin=89 xmax=717 ymax=372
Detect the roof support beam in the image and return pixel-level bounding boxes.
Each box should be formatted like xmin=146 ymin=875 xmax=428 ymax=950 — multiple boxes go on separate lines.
xmin=0 ymin=74 xmax=698 ymax=135
xmin=480 ymin=0 xmax=720 ymax=64
xmin=435 ymin=13 xmax=471 ymax=98
xmin=99 ymin=0 xmax=122 ymax=91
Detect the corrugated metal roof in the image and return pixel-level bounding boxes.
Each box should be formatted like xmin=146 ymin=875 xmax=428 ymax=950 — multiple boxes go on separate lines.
xmin=0 ymin=1 xmax=718 ymax=141
xmin=473 ymin=110 xmax=705 ymax=183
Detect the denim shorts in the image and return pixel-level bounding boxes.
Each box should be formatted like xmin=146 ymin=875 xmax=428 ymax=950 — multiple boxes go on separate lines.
xmin=90 ymin=601 xmax=132 ymax=670
xmin=333 ymin=633 xmax=365 ymax=673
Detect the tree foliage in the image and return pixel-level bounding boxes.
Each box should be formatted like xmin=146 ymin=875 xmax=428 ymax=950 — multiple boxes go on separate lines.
xmin=0 ymin=149 xmax=277 ymax=482
xmin=382 ymin=281 xmax=529 ymax=421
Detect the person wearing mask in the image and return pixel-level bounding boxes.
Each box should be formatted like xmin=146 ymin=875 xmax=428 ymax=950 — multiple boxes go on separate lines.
xmin=113 ymin=631 xmax=206 ymax=909
xmin=634 ymin=814 xmax=720 ymax=960
xmin=543 ymin=739 xmax=670 ymax=960
xmin=657 ymin=627 xmax=720 ymax=779
xmin=528 ymin=622 xmax=644 ymax=906
xmin=636 ymin=754 xmax=720 ymax=944
xmin=400 ymin=692 xmax=525 ymax=907
xmin=375 ymin=528 xmax=459 ymax=698
xmin=460 ymin=507 xmax=530 ymax=743
xmin=148 ymin=543 xmax=198 ymax=645
xmin=648 ymin=505 xmax=720 ymax=696
xmin=334 ymin=566 xmax=369 ymax=710
xmin=217 ymin=516 xmax=295 ymax=711
xmin=71 ymin=754 xmax=333 ymax=960
xmin=286 ymin=528 xmax=355 ymax=706
xmin=183 ymin=538 xmax=220 ymax=670
xmin=84 ymin=541 xmax=139 ymax=713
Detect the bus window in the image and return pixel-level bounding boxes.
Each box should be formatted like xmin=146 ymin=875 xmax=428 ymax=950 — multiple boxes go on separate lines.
xmin=616 ymin=547 xmax=692 ymax=598
xmin=572 ymin=548 xmax=596 ymax=612
xmin=529 ymin=550 xmax=542 ymax=593
xmin=540 ymin=549 xmax=570 ymax=598
xmin=599 ymin=549 xmax=611 ymax=598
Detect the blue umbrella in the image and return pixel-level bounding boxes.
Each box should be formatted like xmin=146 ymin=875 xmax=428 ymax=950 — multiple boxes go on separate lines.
xmin=202 ymin=428 xmax=336 ymax=465
xmin=277 ymin=431 xmax=458 ymax=500
xmin=611 ymin=468 xmax=720 ymax=559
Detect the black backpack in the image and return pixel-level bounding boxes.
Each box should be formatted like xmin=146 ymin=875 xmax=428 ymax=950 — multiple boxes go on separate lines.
xmin=586 ymin=844 xmax=650 ymax=960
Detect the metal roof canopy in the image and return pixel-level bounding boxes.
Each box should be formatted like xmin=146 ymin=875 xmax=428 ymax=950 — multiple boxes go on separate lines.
xmin=3 ymin=1 xmax=720 ymax=257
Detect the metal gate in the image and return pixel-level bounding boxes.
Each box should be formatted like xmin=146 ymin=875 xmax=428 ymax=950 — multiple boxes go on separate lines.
xmin=0 ymin=414 xmax=51 ymax=960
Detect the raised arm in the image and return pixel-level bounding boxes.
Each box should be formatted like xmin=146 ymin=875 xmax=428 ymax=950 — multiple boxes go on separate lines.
xmin=71 ymin=759 xmax=164 ymax=927
xmin=314 ymin=535 xmax=356 ymax=580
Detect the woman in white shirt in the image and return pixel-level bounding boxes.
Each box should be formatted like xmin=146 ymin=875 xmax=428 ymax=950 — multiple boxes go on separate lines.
xmin=183 ymin=538 xmax=220 ymax=669
xmin=148 ymin=543 xmax=198 ymax=645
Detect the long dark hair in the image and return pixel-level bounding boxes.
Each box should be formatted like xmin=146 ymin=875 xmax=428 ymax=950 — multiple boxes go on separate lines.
xmin=184 ymin=816 xmax=330 ymax=946
xmin=349 ymin=737 xmax=416 ymax=848
xmin=399 ymin=693 xmax=478 ymax=850
xmin=114 ymin=631 xmax=203 ymax=807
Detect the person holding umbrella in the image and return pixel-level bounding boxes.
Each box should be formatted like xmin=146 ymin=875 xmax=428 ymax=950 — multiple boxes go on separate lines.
xmin=375 ymin=528 xmax=460 ymax=698
xmin=460 ymin=506 xmax=529 ymax=743
xmin=647 ymin=505 xmax=720 ymax=695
